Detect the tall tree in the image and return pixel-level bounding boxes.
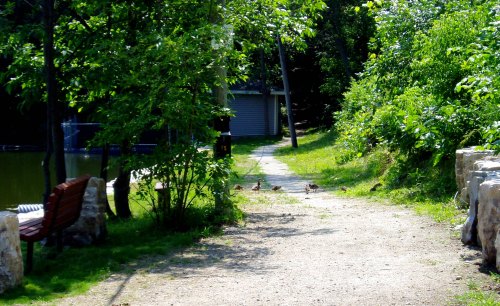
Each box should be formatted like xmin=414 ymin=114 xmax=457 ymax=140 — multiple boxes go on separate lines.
xmin=314 ymin=0 xmax=375 ymax=124
xmin=1 ymin=0 xmax=68 ymax=203
xmin=42 ymin=0 xmax=66 ymax=187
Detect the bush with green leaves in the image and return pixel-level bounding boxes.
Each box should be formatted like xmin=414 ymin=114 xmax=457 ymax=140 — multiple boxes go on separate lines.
xmin=333 ymin=0 xmax=499 ymax=194
xmin=133 ymin=148 xmax=233 ymax=230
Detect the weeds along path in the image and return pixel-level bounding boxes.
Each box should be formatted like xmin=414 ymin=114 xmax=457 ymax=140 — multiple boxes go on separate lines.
xmin=52 ymin=141 xmax=491 ymax=306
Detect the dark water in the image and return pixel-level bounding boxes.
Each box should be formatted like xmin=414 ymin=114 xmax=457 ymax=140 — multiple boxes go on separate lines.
xmin=0 ymin=152 xmax=117 ymax=211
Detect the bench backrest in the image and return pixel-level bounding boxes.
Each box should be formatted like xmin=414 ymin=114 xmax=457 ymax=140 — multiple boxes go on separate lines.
xmin=40 ymin=175 xmax=91 ymax=234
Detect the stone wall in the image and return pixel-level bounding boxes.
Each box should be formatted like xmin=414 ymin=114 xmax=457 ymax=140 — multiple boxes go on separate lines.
xmin=457 ymin=148 xmax=500 ymax=269
xmin=0 ymin=212 xmax=23 ymax=293
xmin=477 ymin=179 xmax=500 ymax=264
xmin=455 ymin=147 xmax=495 ymax=204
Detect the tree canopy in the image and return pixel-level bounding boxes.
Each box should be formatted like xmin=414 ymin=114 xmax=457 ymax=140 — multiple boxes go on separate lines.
xmin=332 ymin=0 xmax=499 ymax=193
xmin=0 ymin=0 xmax=325 ymax=224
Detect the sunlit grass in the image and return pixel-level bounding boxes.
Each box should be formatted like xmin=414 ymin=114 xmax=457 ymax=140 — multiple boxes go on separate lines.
xmin=230 ymin=137 xmax=281 ymax=186
xmin=454 ymin=281 xmax=500 ymax=305
xmin=2 ymin=214 xmax=197 ymax=304
xmin=275 ymin=132 xmax=389 ymax=194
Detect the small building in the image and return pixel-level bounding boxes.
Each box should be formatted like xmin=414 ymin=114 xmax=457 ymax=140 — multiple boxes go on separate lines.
xmin=62 ymin=84 xmax=284 ymax=151
xmin=228 ymin=86 xmax=284 ymax=137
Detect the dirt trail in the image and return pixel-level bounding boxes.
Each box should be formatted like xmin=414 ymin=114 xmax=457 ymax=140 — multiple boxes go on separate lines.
xmin=49 ymin=142 xmax=492 ymax=306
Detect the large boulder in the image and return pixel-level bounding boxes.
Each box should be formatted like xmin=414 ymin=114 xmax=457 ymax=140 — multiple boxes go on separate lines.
xmin=64 ymin=177 xmax=108 ymax=247
xmin=0 ymin=212 xmax=23 ymax=294
xmin=477 ymin=178 xmax=500 ymax=264
xmin=461 ymin=171 xmax=489 ymax=245
xmin=495 ymin=230 xmax=500 ymax=271
xmin=455 ymin=148 xmax=495 ymax=203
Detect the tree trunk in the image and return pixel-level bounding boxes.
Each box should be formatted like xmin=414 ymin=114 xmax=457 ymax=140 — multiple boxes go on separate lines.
xmin=113 ymin=142 xmax=132 ymax=219
xmin=277 ymin=34 xmax=298 ymax=148
xmin=52 ymin=107 xmax=67 ymax=184
xmin=211 ymin=0 xmax=230 ymax=214
xmin=331 ymin=1 xmax=351 ymax=79
xmin=42 ymin=0 xmax=66 ymax=187
xmin=42 ymin=102 xmax=52 ymax=205
xmin=260 ymin=48 xmax=270 ymax=136
xmin=100 ymin=143 xmax=116 ymax=218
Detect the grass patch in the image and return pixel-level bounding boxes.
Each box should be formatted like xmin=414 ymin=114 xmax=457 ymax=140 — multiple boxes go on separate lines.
xmin=230 ymin=137 xmax=281 ymax=187
xmin=454 ymin=281 xmax=500 ymax=305
xmin=2 ymin=215 xmax=198 ymax=304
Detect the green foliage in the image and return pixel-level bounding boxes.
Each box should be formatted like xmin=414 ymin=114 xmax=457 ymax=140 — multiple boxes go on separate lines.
xmin=227 ymin=0 xmax=326 ymax=52
xmin=456 ymin=3 xmax=500 ymax=152
xmin=334 ymin=76 xmax=381 ymax=162
xmin=317 ymin=0 xmax=376 ymax=77
xmin=332 ymin=0 xmax=500 ymax=189
xmin=363 ymin=0 xmax=445 ymax=94
xmin=1 ymin=0 xmax=327 ymax=224
xmin=132 ymin=148 xmax=230 ymax=230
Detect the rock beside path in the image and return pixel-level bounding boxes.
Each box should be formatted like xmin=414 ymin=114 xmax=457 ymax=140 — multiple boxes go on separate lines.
xmin=0 ymin=212 xmax=23 ymax=294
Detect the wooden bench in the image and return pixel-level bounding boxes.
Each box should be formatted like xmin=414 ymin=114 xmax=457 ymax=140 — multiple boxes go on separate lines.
xmin=19 ymin=175 xmax=91 ymax=273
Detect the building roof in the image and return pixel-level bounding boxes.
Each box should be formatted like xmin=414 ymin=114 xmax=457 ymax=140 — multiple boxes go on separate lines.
xmin=230 ymin=80 xmax=285 ymax=96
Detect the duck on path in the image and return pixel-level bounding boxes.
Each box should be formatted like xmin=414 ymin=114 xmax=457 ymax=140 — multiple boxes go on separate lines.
xmin=252 ymin=179 xmax=261 ymax=191
xmin=308 ymin=183 xmax=319 ymax=192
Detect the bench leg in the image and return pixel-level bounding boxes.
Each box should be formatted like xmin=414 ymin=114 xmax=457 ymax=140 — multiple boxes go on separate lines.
xmin=25 ymin=242 xmax=33 ymax=274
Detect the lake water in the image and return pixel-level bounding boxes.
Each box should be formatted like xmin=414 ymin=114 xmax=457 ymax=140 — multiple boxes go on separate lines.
xmin=0 ymin=152 xmax=117 ymax=211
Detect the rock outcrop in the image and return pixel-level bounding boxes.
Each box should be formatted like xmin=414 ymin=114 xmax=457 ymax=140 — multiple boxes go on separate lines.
xmin=64 ymin=177 xmax=108 ymax=246
xmin=477 ymin=178 xmax=500 ymax=264
xmin=455 ymin=147 xmax=495 ymax=204
xmin=457 ymin=147 xmax=500 ymax=245
xmin=0 ymin=212 xmax=23 ymax=294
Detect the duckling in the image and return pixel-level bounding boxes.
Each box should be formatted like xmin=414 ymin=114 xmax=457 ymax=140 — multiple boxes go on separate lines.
xmin=271 ymin=185 xmax=281 ymax=191
xmin=341 ymin=186 xmax=348 ymax=192
xmin=251 ymin=179 xmax=261 ymax=191
xmin=305 ymin=184 xmax=311 ymax=194
xmin=234 ymin=184 xmax=244 ymax=190
xmin=370 ymin=182 xmax=382 ymax=192
xmin=308 ymin=183 xmax=319 ymax=192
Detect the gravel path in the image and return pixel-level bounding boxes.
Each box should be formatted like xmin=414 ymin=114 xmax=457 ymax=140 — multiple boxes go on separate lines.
xmin=50 ymin=142 xmax=492 ymax=306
